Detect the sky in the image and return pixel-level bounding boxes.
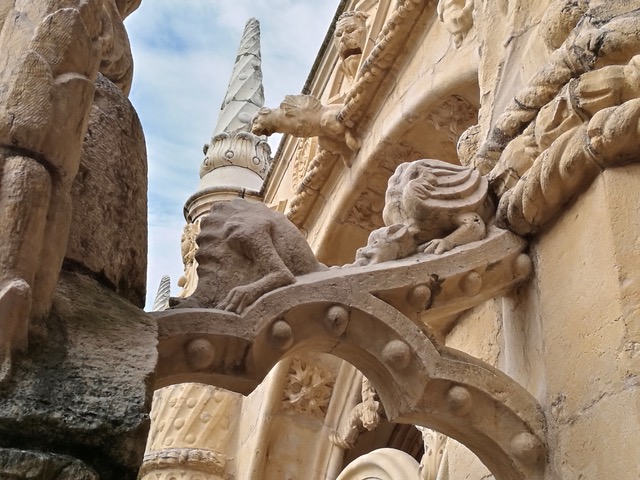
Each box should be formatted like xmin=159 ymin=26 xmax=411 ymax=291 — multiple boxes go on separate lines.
xmin=123 ymin=1 xmax=339 ymax=309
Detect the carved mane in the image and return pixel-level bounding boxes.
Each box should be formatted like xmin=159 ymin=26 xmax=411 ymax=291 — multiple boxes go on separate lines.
xmin=280 ymin=94 xmax=323 ymax=113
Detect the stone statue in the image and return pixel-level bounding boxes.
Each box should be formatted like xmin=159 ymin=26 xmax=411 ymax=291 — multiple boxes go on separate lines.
xmin=252 ymin=94 xmax=360 ymax=167
xmin=330 ymin=376 xmax=382 ymax=449
xmin=0 ymin=0 xmax=140 ymax=378
xmin=353 ymin=159 xmax=493 ymax=266
xmin=334 ymin=11 xmax=369 ymax=82
xmin=170 ymin=199 xmax=327 ymax=313
xmin=437 ymin=0 xmax=475 ymax=47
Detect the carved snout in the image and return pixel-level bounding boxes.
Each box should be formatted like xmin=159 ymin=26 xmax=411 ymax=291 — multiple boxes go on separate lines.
xmin=251 ymin=108 xmax=276 ymax=136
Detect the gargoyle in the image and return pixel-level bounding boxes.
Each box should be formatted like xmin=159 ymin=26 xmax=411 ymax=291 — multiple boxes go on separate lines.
xmin=251 ymin=94 xmax=360 ymax=167
xmin=170 ymin=199 xmax=326 ymax=313
xmin=353 ymin=159 xmax=494 ymax=266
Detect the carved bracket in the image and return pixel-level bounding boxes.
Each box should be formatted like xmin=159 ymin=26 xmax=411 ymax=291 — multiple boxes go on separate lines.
xmin=153 ymin=231 xmax=545 ymax=480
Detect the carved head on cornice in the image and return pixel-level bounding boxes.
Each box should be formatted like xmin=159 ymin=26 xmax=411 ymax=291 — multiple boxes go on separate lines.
xmin=334 ymin=11 xmax=369 ymax=60
xmin=437 ymin=0 xmax=474 ymax=47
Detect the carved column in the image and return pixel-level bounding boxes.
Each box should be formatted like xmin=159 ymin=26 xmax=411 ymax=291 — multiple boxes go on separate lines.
xmin=140 ymin=384 xmax=243 ymax=480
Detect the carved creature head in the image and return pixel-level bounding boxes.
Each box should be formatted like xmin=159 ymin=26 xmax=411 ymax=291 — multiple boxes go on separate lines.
xmin=335 ymin=11 xmax=369 ymax=60
xmin=251 ymin=107 xmax=277 ymax=136
xmin=353 ymin=224 xmax=415 ymax=266
xmin=252 ymin=95 xmax=324 ymax=137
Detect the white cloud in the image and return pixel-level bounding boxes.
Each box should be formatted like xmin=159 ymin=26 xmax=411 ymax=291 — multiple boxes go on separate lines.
xmin=124 ymin=1 xmax=338 ymax=309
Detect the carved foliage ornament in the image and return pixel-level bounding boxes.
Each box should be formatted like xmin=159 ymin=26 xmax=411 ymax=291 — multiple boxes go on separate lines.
xmin=282 ymin=356 xmax=335 ymax=418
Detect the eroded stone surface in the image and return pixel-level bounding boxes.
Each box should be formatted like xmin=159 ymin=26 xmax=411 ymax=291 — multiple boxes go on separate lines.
xmin=0 ymin=270 xmax=157 ymax=479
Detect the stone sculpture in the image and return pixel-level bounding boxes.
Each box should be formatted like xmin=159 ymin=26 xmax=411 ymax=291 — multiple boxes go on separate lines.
xmin=176 ymin=220 xmax=201 ymax=297
xmin=473 ymin=0 xmax=640 ymax=173
xmin=170 ymin=198 xmax=326 ymax=313
xmin=353 ymin=159 xmax=493 ymax=266
xmin=334 ymin=11 xmax=369 ymax=82
xmin=252 ymin=94 xmax=360 ymax=167
xmin=0 ymin=0 xmax=140 ymax=379
xmin=437 ymin=0 xmax=475 ymax=47
xmin=476 ymin=1 xmax=640 ymax=234
xmin=330 ymin=376 xmax=382 ymax=449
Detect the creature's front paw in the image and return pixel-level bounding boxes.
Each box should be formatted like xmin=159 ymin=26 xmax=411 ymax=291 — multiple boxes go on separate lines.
xmin=217 ymin=285 xmax=259 ymax=314
xmin=422 ymin=238 xmax=454 ymax=255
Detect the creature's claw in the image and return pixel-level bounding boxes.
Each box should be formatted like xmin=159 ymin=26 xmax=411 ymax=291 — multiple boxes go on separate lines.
xmin=423 ymin=238 xmax=454 ymax=255
xmin=217 ymin=285 xmax=259 ymax=314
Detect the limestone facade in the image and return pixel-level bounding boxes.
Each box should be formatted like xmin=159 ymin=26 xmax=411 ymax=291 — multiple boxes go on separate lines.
xmin=1 ymin=0 xmax=638 ymax=479
xmin=152 ymin=0 xmax=640 ymax=479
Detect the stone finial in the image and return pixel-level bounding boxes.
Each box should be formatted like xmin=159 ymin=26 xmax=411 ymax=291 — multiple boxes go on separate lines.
xmin=196 ymin=18 xmax=271 ymax=199
xmin=212 ymin=18 xmax=265 ymax=137
xmin=151 ymin=275 xmax=171 ymax=312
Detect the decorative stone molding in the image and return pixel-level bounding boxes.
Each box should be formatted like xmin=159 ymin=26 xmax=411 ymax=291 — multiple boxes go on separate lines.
xmin=330 ymin=376 xmax=382 ymax=449
xmin=154 ymin=225 xmax=543 ymax=479
xmin=338 ymin=0 xmax=430 ymax=129
xmin=200 ymin=132 xmax=271 ymax=180
xmin=473 ymin=4 xmax=640 ymax=174
xmin=475 ymin=7 xmax=640 ymax=235
xmin=285 ymin=0 xmax=433 ymax=229
xmin=281 ymin=356 xmax=335 ymax=418
xmin=291 ymin=137 xmax=316 ymax=191
xmin=177 ymin=219 xmax=201 ymax=298
xmin=139 ymin=448 xmax=227 ymax=479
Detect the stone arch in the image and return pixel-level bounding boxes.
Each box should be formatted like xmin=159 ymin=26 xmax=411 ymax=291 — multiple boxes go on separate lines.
xmin=155 ymin=246 xmax=546 ymax=480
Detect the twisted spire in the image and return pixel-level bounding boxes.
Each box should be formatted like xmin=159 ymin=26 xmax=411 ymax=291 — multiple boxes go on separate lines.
xmin=213 ymin=18 xmax=265 ymax=136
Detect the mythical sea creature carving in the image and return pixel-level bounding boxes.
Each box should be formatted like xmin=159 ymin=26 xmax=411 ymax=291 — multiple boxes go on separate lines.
xmin=170 ymin=199 xmax=326 ymax=313
xmin=353 ymin=159 xmax=493 ymax=266
xmin=252 ymin=94 xmax=360 ymax=167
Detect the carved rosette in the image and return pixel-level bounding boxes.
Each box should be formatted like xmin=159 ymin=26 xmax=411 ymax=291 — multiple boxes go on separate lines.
xmin=141 ymin=383 xmax=243 ymax=480
xmin=281 ymin=356 xmax=335 ymax=419
xmin=200 ymin=131 xmax=271 ymax=180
